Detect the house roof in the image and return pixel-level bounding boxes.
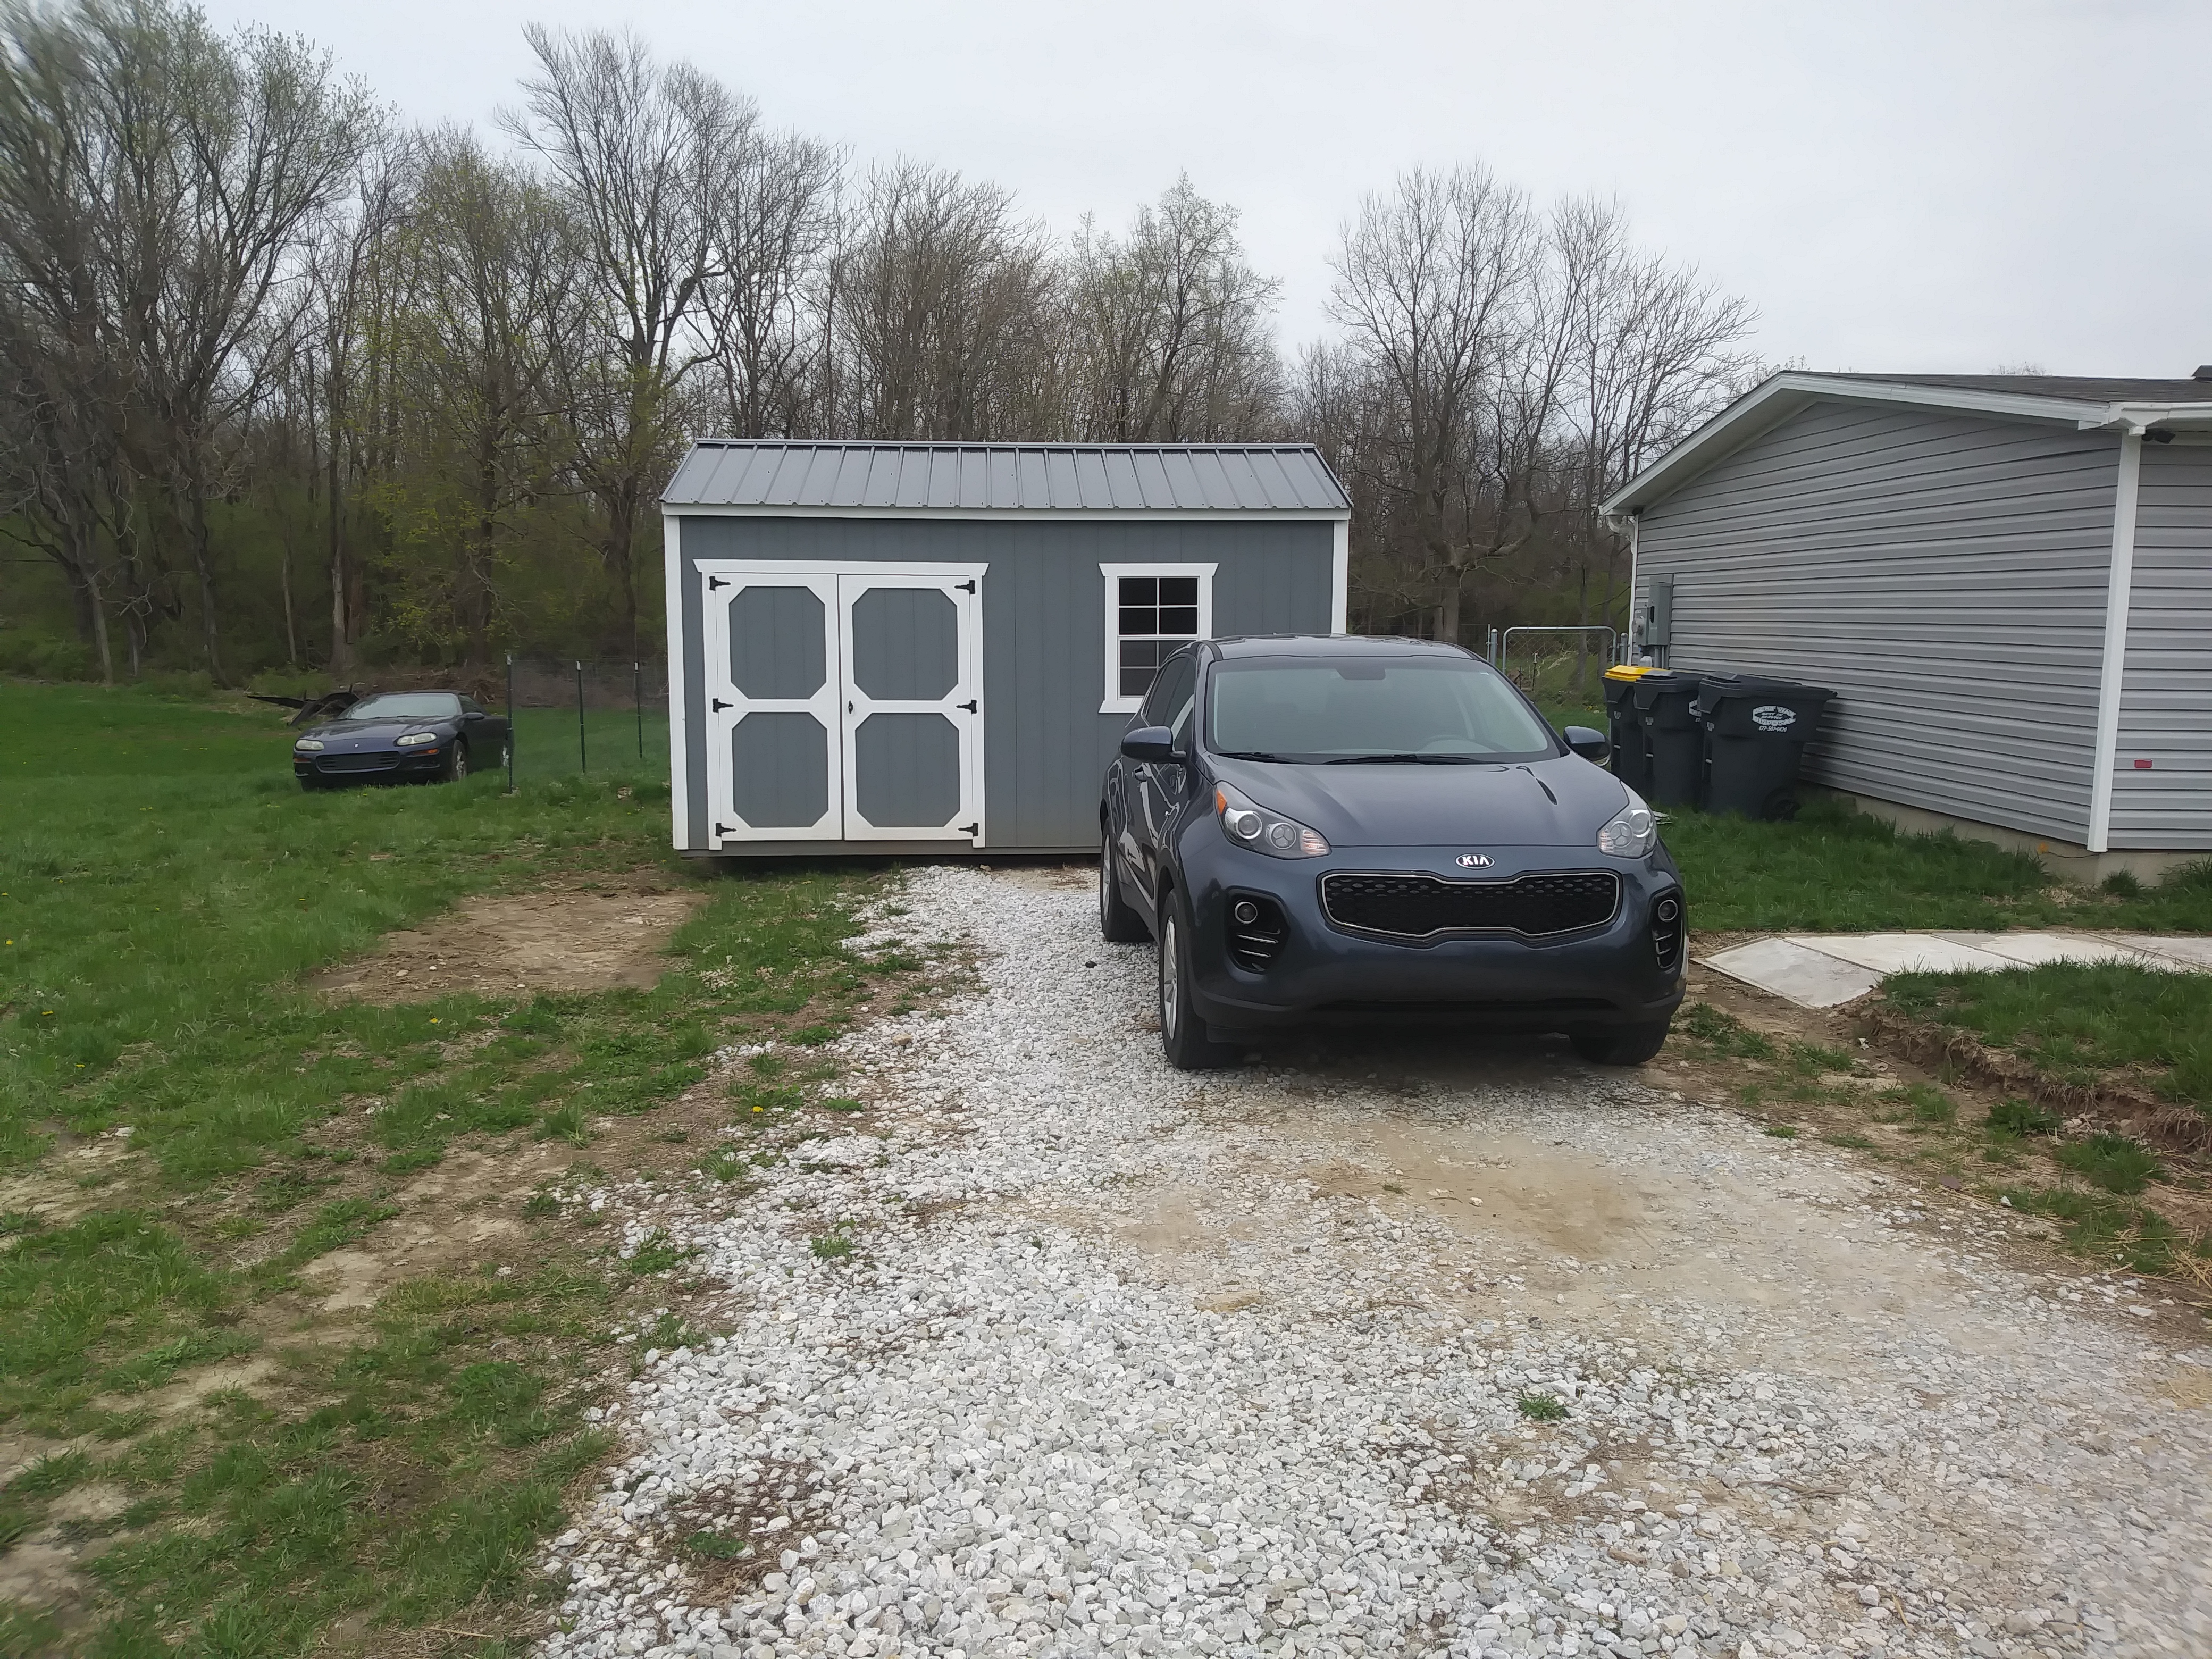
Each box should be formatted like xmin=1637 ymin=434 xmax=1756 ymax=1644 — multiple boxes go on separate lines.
xmin=1601 ymin=371 xmax=2212 ymax=521
xmin=663 ymin=440 xmax=1351 ymax=515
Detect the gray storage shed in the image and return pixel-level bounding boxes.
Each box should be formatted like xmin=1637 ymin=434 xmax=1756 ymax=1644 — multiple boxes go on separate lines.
xmin=1602 ymin=371 xmax=2212 ymax=877
xmin=662 ymin=440 xmax=1351 ymax=857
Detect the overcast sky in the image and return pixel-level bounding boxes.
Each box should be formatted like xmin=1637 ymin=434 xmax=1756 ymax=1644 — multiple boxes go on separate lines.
xmin=206 ymin=0 xmax=2208 ymax=380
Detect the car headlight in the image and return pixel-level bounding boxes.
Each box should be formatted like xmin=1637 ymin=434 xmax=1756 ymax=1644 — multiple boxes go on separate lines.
xmin=395 ymin=732 xmax=439 ymax=747
xmin=294 ymin=739 xmax=323 ymax=751
xmin=1597 ymin=787 xmax=1657 ymax=858
xmin=1214 ymin=782 xmax=1329 ymax=859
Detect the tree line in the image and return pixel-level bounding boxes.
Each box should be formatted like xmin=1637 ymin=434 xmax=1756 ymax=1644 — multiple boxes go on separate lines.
xmin=0 ymin=1 xmax=1758 ymax=688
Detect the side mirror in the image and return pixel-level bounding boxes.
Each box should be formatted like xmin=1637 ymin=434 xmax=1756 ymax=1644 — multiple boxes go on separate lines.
xmin=1562 ymin=725 xmax=1609 ymax=763
xmin=463 ymin=709 xmax=485 ymax=722
xmin=1120 ymin=724 xmax=1176 ymax=763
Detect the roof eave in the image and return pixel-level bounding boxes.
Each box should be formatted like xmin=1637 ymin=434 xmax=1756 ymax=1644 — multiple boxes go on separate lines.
xmin=1598 ymin=372 xmax=2120 ymax=523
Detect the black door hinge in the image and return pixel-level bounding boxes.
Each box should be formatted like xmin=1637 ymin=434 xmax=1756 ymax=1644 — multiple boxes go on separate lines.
xmin=958 ymin=699 xmax=978 ymax=713
xmin=960 ymin=823 xmax=980 ymax=836
xmin=956 ymin=579 xmax=976 ymax=593
xmin=707 ymin=575 xmax=729 ymax=590
xmin=711 ymin=698 xmax=731 ymax=712
xmin=715 ymin=823 xmax=735 ymax=837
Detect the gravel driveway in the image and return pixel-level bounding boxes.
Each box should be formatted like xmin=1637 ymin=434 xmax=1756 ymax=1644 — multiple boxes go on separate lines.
xmin=539 ymin=865 xmax=2212 ymax=1659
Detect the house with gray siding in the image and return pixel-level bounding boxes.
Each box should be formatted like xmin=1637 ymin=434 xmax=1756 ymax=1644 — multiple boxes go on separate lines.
xmin=1602 ymin=372 xmax=2212 ymax=877
xmin=661 ymin=440 xmax=1350 ymax=857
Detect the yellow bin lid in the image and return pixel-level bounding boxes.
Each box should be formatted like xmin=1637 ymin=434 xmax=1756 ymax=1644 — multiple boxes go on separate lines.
xmin=1602 ymin=665 xmax=1655 ymax=682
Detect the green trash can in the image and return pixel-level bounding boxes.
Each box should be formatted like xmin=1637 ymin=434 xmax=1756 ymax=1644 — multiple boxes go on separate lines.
xmin=1696 ymin=674 xmax=1836 ymax=820
xmin=1632 ymin=671 xmax=1705 ymax=808
xmin=1601 ymin=665 xmax=1655 ymax=794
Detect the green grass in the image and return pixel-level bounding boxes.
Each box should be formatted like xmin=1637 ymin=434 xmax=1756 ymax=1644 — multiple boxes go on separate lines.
xmin=1657 ymin=795 xmax=2212 ymax=933
xmin=0 ymin=676 xmax=904 ymax=1653
xmin=1515 ymin=1392 xmax=1568 ymax=1422
xmin=2001 ymin=1186 xmax=2209 ymax=1276
xmin=2053 ymin=1132 xmax=2165 ymax=1195
xmin=1881 ymin=961 xmax=2212 ymax=1109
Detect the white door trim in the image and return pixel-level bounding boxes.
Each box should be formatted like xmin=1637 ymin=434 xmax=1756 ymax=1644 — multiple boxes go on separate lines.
xmin=2087 ymin=431 xmax=2143 ymax=853
xmin=663 ymin=513 xmax=691 ymax=849
xmin=835 ymin=568 xmax=987 ymax=844
xmin=699 ymin=567 xmax=844 ymax=847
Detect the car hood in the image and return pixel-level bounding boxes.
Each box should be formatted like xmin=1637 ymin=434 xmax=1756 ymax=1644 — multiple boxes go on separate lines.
xmin=304 ymin=717 xmax=449 ymax=740
xmin=1210 ymin=753 xmax=1629 ymax=849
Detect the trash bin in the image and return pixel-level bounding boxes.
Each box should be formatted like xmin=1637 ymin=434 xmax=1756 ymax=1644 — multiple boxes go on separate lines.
xmin=1696 ymin=673 xmax=1836 ymax=820
xmin=1632 ymin=671 xmax=1705 ymax=808
xmin=1601 ymin=665 xmax=1655 ymax=793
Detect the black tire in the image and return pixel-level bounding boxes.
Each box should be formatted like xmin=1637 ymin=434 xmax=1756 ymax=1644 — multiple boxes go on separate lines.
xmin=1099 ymin=838 xmax=1147 ymax=943
xmin=445 ymin=742 xmax=470 ymax=783
xmin=1570 ymin=1019 xmax=1673 ymax=1066
xmin=1157 ymin=891 xmax=1239 ymax=1070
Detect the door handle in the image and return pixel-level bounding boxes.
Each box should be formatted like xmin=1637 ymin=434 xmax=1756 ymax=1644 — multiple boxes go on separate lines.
xmin=847 ymin=700 xmax=854 ymax=714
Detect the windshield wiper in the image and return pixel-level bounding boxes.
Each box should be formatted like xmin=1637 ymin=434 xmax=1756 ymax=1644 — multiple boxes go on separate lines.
xmin=1322 ymin=752 xmax=1480 ymax=765
xmin=1214 ymin=749 xmax=1298 ymax=763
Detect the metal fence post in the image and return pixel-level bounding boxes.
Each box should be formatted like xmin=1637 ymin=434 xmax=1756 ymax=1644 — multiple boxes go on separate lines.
xmin=634 ymin=660 xmax=643 ymax=761
xmin=505 ymin=652 xmax=516 ymax=794
xmin=575 ymin=660 xmax=587 ymax=776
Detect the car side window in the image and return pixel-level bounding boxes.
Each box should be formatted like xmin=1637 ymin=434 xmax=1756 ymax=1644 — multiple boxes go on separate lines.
xmin=1138 ymin=651 xmax=1194 ymax=731
xmin=460 ymin=697 xmax=485 ymax=716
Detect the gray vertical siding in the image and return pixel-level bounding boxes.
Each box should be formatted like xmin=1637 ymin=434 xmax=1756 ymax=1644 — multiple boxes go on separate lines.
xmin=1631 ymin=400 xmax=2122 ymax=844
xmin=673 ymin=514 xmax=1335 ymax=850
xmin=2112 ymin=443 xmax=2212 ymax=849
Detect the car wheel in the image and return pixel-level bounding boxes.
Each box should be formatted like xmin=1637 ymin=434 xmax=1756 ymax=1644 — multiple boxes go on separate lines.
xmin=1157 ymin=893 xmax=1238 ymax=1071
xmin=445 ymin=742 xmax=470 ymax=783
xmin=1570 ymin=1019 xmax=1673 ymax=1066
xmin=1099 ymin=839 xmax=1147 ymax=943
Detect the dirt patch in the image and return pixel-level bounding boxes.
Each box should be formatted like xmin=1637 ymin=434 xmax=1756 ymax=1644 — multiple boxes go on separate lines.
xmin=310 ymin=884 xmax=706 ymax=1003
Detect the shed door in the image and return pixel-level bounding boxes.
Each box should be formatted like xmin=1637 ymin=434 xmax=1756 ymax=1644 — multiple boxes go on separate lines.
xmin=701 ymin=572 xmax=843 ymax=844
xmin=836 ymin=572 xmax=983 ymax=843
xmin=698 ymin=562 xmax=984 ymax=848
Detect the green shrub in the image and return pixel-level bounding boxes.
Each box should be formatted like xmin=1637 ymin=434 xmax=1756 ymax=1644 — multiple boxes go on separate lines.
xmin=0 ymin=630 xmax=99 ymax=681
xmin=1987 ymin=1098 xmax=2061 ymax=1137
xmin=2055 ymin=1132 xmax=2163 ymax=1195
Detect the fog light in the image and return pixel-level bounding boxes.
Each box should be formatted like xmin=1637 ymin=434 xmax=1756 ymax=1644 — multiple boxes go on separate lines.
xmin=1656 ymin=897 xmax=1681 ymax=923
xmin=1232 ymin=900 xmax=1259 ymax=925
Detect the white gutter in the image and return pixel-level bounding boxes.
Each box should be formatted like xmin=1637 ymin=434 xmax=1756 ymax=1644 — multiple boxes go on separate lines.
xmin=2087 ymin=431 xmax=2144 ymax=853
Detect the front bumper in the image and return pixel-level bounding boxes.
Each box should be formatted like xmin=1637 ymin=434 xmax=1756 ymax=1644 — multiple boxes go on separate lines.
xmin=294 ymin=744 xmax=448 ymax=783
xmin=1174 ymin=831 xmax=1685 ymax=1034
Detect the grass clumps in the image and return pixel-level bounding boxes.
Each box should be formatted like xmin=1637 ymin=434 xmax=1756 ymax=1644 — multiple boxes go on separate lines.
xmin=2053 ymin=1132 xmax=2164 ymax=1196
xmin=1515 ymin=1393 xmax=1568 ymax=1422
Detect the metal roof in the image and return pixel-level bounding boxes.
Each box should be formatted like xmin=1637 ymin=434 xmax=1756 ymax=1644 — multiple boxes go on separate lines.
xmin=663 ymin=441 xmax=1350 ymax=514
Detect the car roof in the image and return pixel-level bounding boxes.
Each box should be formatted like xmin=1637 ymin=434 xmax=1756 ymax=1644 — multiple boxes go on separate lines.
xmin=1204 ymin=634 xmax=1479 ymax=661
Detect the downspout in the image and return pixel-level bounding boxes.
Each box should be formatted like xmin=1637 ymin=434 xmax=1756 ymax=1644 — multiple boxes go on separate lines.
xmin=2086 ymin=431 xmax=2143 ymax=854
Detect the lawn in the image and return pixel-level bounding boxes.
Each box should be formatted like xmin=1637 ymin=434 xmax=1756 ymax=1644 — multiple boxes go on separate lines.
xmin=0 ymin=678 xmax=915 ymax=1656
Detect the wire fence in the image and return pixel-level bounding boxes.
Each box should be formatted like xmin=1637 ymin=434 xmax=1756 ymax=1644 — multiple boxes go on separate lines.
xmin=498 ymin=656 xmax=669 ymax=787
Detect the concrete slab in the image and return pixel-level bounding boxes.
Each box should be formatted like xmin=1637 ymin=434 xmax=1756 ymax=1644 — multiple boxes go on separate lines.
xmin=1932 ymin=932 xmax=2166 ymax=969
xmin=1699 ymin=938 xmax=1882 ymax=1009
xmin=1783 ymin=933 xmax=2020 ymax=976
xmin=2102 ymin=934 xmax=2212 ymax=971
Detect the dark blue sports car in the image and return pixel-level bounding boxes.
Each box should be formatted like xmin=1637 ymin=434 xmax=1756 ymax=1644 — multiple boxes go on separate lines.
xmin=1098 ymin=635 xmax=1685 ymax=1069
xmin=291 ymin=691 xmax=509 ymax=790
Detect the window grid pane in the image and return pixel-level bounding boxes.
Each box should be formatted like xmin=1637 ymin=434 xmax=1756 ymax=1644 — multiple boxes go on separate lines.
xmin=1114 ymin=572 xmax=1203 ymax=701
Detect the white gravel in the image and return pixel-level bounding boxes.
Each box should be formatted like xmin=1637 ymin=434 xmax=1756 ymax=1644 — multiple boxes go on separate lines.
xmin=538 ymin=865 xmax=2212 ymax=1659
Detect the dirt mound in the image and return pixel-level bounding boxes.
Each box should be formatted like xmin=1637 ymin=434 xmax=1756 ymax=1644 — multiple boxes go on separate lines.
xmin=312 ymin=885 xmax=706 ymax=1002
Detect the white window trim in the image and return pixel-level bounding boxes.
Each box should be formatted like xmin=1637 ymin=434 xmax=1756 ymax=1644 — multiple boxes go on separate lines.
xmin=1100 ymin=562 xmax=1215 ymax=715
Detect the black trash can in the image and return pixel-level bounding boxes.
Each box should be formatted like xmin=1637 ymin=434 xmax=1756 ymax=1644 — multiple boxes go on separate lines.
xmin=1696 ymin=674 xmax=1836 ymax=820
xmin=1601 ymin=666 xmax=1655 ymax=794
xmin=1632 ymin=671 xmax=1705 ymax=808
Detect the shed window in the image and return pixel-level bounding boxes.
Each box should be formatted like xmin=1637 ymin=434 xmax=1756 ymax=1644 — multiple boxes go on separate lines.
xmin=1100 ymin=562 xmax=1216 ymax=713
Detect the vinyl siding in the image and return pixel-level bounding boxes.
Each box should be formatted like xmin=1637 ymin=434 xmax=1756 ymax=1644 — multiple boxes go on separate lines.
xmin=2110 ymin=443 xmax=2212 ymax=849
xmin=673 ymin=514 xmax=1334 ymax=851
xmin=1633 ymin=399 xmax=2121 ymax=845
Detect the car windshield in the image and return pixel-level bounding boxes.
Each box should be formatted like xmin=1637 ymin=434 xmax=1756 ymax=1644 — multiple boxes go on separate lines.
xmin=345 ymin=693 xmax=459 ymax=721
xmin=1206 ymin=657 xmax=1556 ymax=763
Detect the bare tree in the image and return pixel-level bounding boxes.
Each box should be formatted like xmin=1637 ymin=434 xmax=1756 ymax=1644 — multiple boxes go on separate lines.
xmin=699 ymin=127 xmax=841 ymax=439
xmin=505 ymin=25 xmax=742 ymax=653
xmin=1329 ymin=165 xmax=1541 ymax=644
xmin=1063 ymin=175 xmax=1281 ymax=442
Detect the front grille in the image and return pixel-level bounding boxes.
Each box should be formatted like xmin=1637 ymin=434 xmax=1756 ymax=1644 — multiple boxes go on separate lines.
xmin=1651 ymin=888 xmax=1686 ymax=971
xmin=316 ymin=752 xmax=398 ymax=773
xmin=1226 ymin=894 xmax=1288 ymax=972
xmin=1321 ymin=870 xmax=1621 ymax=942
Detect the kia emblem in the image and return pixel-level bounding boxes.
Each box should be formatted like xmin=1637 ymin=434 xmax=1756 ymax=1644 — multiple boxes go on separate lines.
xmin=1455 ymin=853 xmax=1494 ymax=869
